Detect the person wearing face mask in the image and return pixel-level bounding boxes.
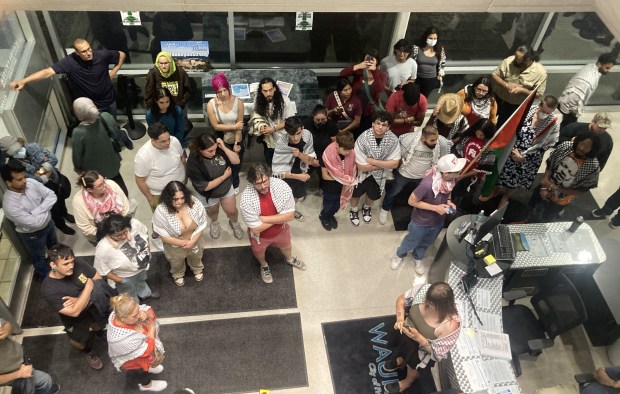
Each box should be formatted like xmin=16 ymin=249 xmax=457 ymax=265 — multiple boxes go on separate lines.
xmin=146 ymin=87 xmax=186 ymax=147
xmin=379 ymin=125 xmax=451 ymax=226
xmin=411 ymin=27 xmax=446 ymax=99
xmin=389 ymin=154 xmax=465 ymax=274
xmin=339 ymin=48 xmax=388 ymax=139
xmin=492 ymin=45 xmax=548 ymax=127
xmin=0 ymin=136 xmax=75 ymax=235
xmin=303 ymin=105 xmax=340 ymax=168
xmin=495 ymin=95 xmax=560 ymax=208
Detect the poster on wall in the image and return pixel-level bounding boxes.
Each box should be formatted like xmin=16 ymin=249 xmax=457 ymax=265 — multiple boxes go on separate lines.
xmin=161 ymin=41 xmax=212 ymax=71
xmin=120 ymin=12 xmax=142 ymax=26
xmin=295 ymin=12 xmax=313 ymax=31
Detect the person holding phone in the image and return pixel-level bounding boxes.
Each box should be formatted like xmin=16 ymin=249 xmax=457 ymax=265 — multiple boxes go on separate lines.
xmin=382 ymin=282 xmax=461 ymax=394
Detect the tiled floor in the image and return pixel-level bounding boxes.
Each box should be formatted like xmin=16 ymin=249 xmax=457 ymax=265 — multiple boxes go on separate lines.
xmin=19 ymin=108 xmax=620 ymax=393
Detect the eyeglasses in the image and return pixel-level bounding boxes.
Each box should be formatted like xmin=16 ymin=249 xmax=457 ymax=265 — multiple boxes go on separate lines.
xmin=475 ymin=88 xmax=489 ymax=94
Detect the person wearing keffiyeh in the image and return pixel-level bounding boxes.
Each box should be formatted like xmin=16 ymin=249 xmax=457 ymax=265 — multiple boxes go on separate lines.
xmin=319 ymin=131 xmax=357 ymax=231
xmin=390 ymin=154 xmax=465 ymax=274
xmin=350 ymin=111 xmax=400 ymax=226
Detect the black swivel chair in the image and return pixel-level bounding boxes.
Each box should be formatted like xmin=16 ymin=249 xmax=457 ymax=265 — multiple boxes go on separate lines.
xmin=502 ymin=273 xmax=588 ymax=377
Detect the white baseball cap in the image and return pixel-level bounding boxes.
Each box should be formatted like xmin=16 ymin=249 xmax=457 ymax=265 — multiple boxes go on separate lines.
xmin=437 ymin=154 xmax=467 ymax=173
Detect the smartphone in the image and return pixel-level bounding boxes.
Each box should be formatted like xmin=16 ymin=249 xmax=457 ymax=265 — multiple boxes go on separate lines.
xmin=402 ymin=323 xmax=411 ymax=330
xmin=24 ymin=355 xmax=32 ymax=365
xmin=364 ymin=55 xmax=373 ymax=62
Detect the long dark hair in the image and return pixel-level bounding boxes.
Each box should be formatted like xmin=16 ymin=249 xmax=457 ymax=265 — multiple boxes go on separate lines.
xmin=417 ymin=26 xmax=444 ymax=62
xmin=150 ymin=87 xmax=177 ymax=121
xmin=97 ymin=213 xmax=132 ymax=242
xmin=189 ymin=133 xmax=217 ymax=158
xmin=465 ymin=76 xmax=494 ymax=104
xmin=462 ymin=118 xmax=495 ymax=141
xmin=160 ymin=181 xmax=194 ymax=213
xmin=255 ymin=77 xmax=284 ymax=122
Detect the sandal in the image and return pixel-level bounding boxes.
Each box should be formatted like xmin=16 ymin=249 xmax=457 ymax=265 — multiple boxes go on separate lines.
xmin=174 ymin=277 xmax=185 ymax=287
xmin=194 ymin=272 xmax=204 ymax=282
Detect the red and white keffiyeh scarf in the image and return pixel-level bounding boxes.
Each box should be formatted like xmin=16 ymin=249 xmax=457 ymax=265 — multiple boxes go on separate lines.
xmin=426 ymin=166 xmax=456 ymax=197
xmin=323 ymin=141 xmax=357 ymax=209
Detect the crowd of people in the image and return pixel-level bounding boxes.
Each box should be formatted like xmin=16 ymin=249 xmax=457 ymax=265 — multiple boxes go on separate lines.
xmin=1 ymin=30 xmax=618 ymax=393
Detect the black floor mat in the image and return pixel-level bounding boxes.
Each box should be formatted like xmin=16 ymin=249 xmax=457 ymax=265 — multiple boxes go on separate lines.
xmin=22 ymin=313 xmax=308 ymax=393
xmin=322 ymin=315 xmax=437 ymax=394
xmin=21 ymin=246 xmax=297 ymax=328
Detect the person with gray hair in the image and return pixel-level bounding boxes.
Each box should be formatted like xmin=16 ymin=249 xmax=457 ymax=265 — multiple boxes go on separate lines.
xmin=239 ymin=163 xmax=306 ymax=284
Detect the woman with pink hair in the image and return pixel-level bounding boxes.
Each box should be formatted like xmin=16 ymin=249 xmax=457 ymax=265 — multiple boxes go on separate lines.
xmin=206 ymin=73 xmax=245 ymax=194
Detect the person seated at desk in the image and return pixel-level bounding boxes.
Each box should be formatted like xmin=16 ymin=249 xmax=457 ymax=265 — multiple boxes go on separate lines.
xmin=382 ymin=282 xmax=461 ymax=394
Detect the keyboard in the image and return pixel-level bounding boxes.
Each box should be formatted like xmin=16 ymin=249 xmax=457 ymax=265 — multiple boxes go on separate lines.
xmin=492 ymin=224 xmax=516 ymax=261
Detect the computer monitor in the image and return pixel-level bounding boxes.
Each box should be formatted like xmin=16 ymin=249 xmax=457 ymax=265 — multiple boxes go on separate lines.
xmin=474 ymin=204 xmax=508 ymax=245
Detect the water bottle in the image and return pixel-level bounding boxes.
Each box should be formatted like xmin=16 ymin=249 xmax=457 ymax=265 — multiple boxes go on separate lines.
xmin=568 ymin=216 xmax=584 ymax=233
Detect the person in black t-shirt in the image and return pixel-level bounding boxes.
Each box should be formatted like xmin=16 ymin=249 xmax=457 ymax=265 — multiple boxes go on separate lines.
xmin=41 ymin=244 xmax=115 ymax=370
xmin=558 ymin=112 xmax=613 ymax=170
xmin=320 ymin=132 xmax=357 ymax=230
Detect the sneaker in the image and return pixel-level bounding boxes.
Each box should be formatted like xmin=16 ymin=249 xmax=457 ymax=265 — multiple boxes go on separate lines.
xmin=148 ymin=365 xmax=164 ymax=374
xmin=210 ymin=221 xmax=221 ymax=239
xmin=287 ymin=257 xmax=307 ymax=271
xmin=329 ymin=216 xmax=338 ymax=230
xmin=362 ymin=206 xmax=372 ymax=223
xmin=390 ymin=255 xmax=403 ymax=270
xmin=379 ymin=208 xmax=389 ymax=225
xmin=174 ymin=277 xmax=185 ymax=287
xmin=298 ymin=196 xmax=306 ymax=202
xmin=234 ymin=187 xmax=239 ymax=195
xmin=120 ymin=127 xmax=134 ymax=150
xmin=230 ymin=220 xmax=244 ymax=240
xmin=320 ymin=216 xmax=332 ymax=231
xmin=414 ymin=259 xmax=426 ymax=276
xmin=592 ymin=208 xmax=608 ymax=219
xmin=151 ymin=236 xmax=163 ymax=251
xmin=194 ymin=272 xmax=204 ymax=282
xmin=51 ymin=383 xmax=61 ymax=393
xmin=349 ymin=210 xmax=360 ymax=226
xmin=138 ymin=380 xmax=168 ymax=392
xmin=294 ymin=211 xmax=304 ymax=221
xmin=260 ymin=265 xmax=273 ymax=284
xmin=129 ymin=198 xmax=139 ymax=215
xmin=610 ymin=217 xmax=620 ymax=229
xmin=83 ymin=351 xmax=103 ymax=370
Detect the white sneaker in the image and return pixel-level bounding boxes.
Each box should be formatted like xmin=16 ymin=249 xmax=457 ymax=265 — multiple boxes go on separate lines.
xmin=138 ymin=380 xmax=168 ymax=391
xmin=148 ymin=365 xmax=164 ymax=374
xmin=234 ymin=187 xmax=240 ymax=195
xmin=414 ymin=259 xmax=426 ymax=276
xmin=129 ymin=198 xmax=139 ymax=214
xmin=390 ymin=255 xmax=403 ymax=270
xmin=379 ymin=209 xmax=389 ymax=225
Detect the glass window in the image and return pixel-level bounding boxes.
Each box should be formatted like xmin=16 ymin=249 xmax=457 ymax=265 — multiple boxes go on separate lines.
xmin=405 ymin=13 xmax=545 ymax=62
xmin=536 ymin=12 xmax=617 ymax=62
xmin=48 ymin=11 xmax=230 ymax=66
xmin=233 ymin=12 xmax=396 ymax=65
xmin=0 ymin=12 xmax=27 ymax=111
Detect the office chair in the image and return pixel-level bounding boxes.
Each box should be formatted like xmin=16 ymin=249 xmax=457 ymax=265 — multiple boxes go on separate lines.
xmin=502 ymin=273 xmax=588 ymax=377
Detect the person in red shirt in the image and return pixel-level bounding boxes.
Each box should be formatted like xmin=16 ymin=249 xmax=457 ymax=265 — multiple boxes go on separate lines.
xmin=239 ymin=163 xmax=307 ymax=284
xmin=386 ymin=84 xmax=428 ymax=136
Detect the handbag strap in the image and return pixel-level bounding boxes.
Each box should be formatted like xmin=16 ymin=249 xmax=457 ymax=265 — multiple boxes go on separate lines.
xmin=363 ymin=69 xmax=384 ymax=111
xmin=532 ymin=116 xmax=558 ymax=142
xmin=333 ymin=91 xmax=351 ymax=120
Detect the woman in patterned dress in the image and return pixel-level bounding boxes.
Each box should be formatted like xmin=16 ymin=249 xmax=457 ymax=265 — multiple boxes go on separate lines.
xmin=496 ymin=95 xmax=560 ymax=208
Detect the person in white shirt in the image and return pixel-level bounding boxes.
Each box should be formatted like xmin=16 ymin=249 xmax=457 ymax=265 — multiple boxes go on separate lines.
xmin=1 ymin=162 xmax=57 ymax=278
xmin=134 ymin=122 xmax=186 ymax=211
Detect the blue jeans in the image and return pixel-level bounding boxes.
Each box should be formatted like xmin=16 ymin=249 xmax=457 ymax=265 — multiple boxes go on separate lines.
xmin=10 ymin=369 xmax=54 ymax=394
xmin=320 ymin=193 xmax=341 ymax=219
xmin=396 ymin=220 xmax=444 ymax=260
xmin=115 ymin=270 xmax=151 ymax=302
xmin=18 ymin=220 xmax=57 ymax=278
xmin=381 ymin=172 xmax=422 ymax=211
xmin=98 ymin=101 xmax=117 ymax=119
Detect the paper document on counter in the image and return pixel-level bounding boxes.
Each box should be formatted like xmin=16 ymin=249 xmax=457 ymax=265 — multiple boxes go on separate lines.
xmin=472 ymin=311 xmax=502 ymax=332
xmin=462 ymin=359 xmax=488 ymax=392
xmin=481 ymin=359 xmax=515 ymax=385
xmin=476 ymin=288 xmax=492 ymax=310
xmin=477 ymin=330 xmax=512 ymax=360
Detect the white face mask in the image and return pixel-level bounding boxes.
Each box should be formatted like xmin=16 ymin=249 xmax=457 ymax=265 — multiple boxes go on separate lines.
xmin=426 ymin=39 xmax=437 ymax=47
xmin=13 ymin=147 xmax=26 ymax=159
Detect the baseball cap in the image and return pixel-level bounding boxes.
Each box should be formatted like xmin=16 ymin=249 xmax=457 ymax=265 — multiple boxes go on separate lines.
xmin=437 ymin=154 xmax=467 ymax=173
xmin=592 ymin=112 xmax=612 ymax=128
